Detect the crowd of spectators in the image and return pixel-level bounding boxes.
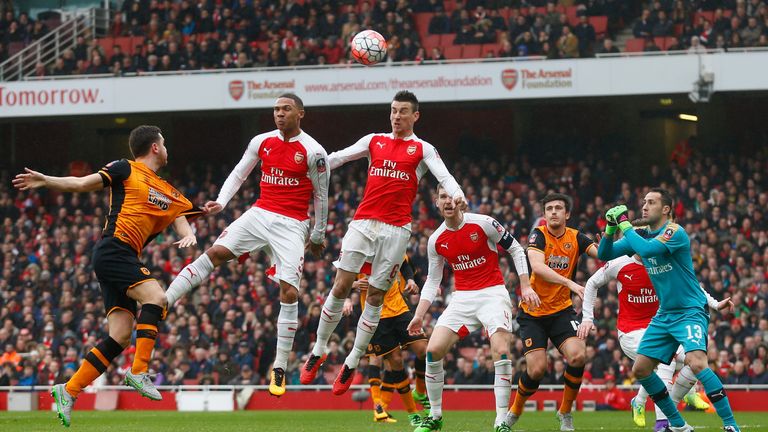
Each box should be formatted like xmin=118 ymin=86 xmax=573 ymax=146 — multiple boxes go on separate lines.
xmin=2 ymin=0 xmax=767 ymax=78
xmin=631 ymin=0 xmax=768 ymax=53
xmin=1 ymin=136 xmax=767 ymax=393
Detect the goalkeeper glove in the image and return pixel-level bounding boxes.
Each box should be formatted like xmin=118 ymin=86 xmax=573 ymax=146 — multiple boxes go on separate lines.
xmin=607 ymin=205 xmax=632 ymax=232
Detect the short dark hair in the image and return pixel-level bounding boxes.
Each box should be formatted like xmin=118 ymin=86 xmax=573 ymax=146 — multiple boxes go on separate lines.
xmin=278 ymin=93 xmax=304 ymax=110
xmin=542 ymin=193 xmax=573 ymax=212
xmin=129 ymin=125 xmax=163 ymax=158
xmin=649 ymin=187 xmax=673 ymax=214
xmin=393 ymin=90 xmax=419 ymax=112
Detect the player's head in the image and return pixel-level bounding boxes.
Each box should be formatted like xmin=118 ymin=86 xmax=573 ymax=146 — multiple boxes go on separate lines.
xmin=129 ymin=125 xmax=167 ymax=166
xmin=391 ymin=90 xmax=420 ymax=138
xmin=273 ymin=93 xmax=305 ymax=134
xmin=436 ymin=183 xmax=459 ymax=219
xmin=541 ymin=193 xmax=572 ymax=230
xmin=638 ymin=187 xmax=673 ymax=227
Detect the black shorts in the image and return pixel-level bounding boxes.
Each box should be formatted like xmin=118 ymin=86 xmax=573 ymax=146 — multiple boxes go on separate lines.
xmin=92 ymin=237 xmax=155 ymax=317
xmin=517 ymin=306 xmax=579 ymax=355
xmin=366 ymin=311 xmax=427 ymax=357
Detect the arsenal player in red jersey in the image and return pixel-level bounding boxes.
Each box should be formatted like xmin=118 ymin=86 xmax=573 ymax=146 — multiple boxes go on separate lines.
xmin=579 ymin=253 xmax=731 ymax=431
xmin=300 ymin=91 xmax=467 ymax=395
xmin=405 ymin=184 xmax=530 ymax=432
xmin=164 ymin=93 xmax=330 ymax=398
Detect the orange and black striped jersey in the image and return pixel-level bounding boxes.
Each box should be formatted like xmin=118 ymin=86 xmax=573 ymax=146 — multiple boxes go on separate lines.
xmin=98 ymin=159 xmax=201 ymax=254
xmin=523 ymin=226 xmax=596 ymax=317
xmin=358 ymin=256 xmax=415 ymax=319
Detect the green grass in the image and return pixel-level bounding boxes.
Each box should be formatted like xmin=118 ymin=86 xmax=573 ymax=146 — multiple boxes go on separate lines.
xmin=0 ymin=410 xmax=763 ymax=432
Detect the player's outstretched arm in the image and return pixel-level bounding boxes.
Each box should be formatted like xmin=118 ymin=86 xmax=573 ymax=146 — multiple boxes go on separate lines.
xmin=327 ymin=134 xmax=372 ymax=170
xmin=13 ymin=168 xmax=104 ymax=193
xmin=421 ymin=143 xmax=466 ymax=209
xmin=172 ymin=216 xmax=198 ymax=248
xmin=215 ymin=136 xmax=263 ymax=210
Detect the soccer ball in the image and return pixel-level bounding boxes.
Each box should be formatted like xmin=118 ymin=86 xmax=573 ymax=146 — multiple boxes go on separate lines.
xmin=350 ymin=30 xmax=388 ymax=66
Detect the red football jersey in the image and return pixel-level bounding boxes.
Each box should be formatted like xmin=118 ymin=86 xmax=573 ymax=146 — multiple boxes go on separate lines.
xmin=584 ymin=255 xmax=659 ymax=333
xmin=328 ymin=133 xmax=463 ymax=227
xmin=615 ymin=259 xmax=659 ymax=333
xmin=428 ymin=213 xmax=506 ymax=291
xmin=215 ymin=130 xmax=328 ymax=223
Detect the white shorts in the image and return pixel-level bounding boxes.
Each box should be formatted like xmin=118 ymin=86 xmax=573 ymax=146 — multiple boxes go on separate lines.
xmin=335 ymin=219 xmax=411 ymax=290
xmin=619 ymin=328 xmax=685 ymax=365
xmin=435 ymin=285 xmax=513 ymax=338
xmin=214 ymin=206 xmax=309 ymax=288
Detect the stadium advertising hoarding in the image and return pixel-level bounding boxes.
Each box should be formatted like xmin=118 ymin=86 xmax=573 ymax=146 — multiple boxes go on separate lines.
xmin=0 ymin=52 xmax=765 ymax=118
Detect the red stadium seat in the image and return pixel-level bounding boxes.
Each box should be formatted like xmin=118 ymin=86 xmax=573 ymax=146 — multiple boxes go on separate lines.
xmin=97 ymin=38 xmax=114 ymax=60
xmin=421 ymin=34 xmax=441 ymax=53
xmin=673 ymin=23 xmax=683 ymax=36
xmin=694 ymin=11 xmax=714 ymax=25
xmin=442 ymin=44 xmax=462 ymax=59
xmin=654 ymin=37 xmax=666 ymax=50
xmin=461 ymin=44 xmax=482 ymax=59
xmin=589 ymin=16 xmax=607 ymax=38
xmin=414 ymin=12 xmax=434 ymax=35
xmin=113 ymin=36 xmax=133 ymax=54
xmin=443 ymin=0 xmax=456 ymax=13
xmin=624 ymin=38 xmax=645 ymax=53
xmin=439 ymin=33 xmax=456 ymax=47
xmin=481 ymin=43 xmax=501 ymax=57
xmin=565 ymin=6 xmax=578 ymax=25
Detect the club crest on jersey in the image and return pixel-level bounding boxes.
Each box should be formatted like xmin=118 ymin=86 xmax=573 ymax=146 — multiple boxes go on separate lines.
xmin=470 ymin=232 xmax=479 ymax=242
xmin=294 ymin=152 xmax=305 ymax=164
xmin=564 ymin=242 xmax=572 ymax=250
xmin=316 ymin=156 xmax=326 ymax=173
xmin=492 ymin=220 xmax=504 ymax=234
xmin=407 ymin=144 xmax=417 ymax=155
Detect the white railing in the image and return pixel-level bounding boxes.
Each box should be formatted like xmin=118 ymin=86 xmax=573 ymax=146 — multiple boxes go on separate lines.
xmin=0 ymin=8 xmax=109 ymax=82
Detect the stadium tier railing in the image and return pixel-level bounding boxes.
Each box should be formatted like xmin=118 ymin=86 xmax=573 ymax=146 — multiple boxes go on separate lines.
xmin=16 ymin=47 xmax=743 ymax=82
xmin=0 ymin=8 xmax=110 ymax=82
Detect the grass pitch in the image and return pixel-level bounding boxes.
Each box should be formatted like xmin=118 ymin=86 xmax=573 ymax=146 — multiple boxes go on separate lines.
xmin=0 ymin=410 xmax=764 ymax=431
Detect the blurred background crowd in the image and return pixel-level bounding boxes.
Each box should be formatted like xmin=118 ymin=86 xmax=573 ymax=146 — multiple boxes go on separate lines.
xmin=2 ymin=136 xmax=767 ymax=391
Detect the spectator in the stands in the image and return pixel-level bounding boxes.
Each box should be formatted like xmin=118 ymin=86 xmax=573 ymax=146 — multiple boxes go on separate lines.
xmin=597 ymin=38 xmax=620 ymax=54
xmin=429 ymin=8 xmax=451 ymax=34
xmin=85 ymin=54 xmax=109 ymax=74
xmin=574 ymin=14 xmax=596 ymax=57
xmin=109 ymin=45 xmax=125 ymax=67
xmin=633 ymin=9 xmax=653 ymax=38
xmin=653 ymin=10 xmax=673 ymax=36
xmin=557 ymin=25 xmax=579 ymax=58
xmin=688 ymin=35 xmax=707 ymax=53
xmin=740 ymin=16 xmax=762 ymax=46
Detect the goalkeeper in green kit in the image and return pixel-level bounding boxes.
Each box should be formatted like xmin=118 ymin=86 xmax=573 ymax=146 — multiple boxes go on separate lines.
xmin=597 ymin=188 xmax=740 ymax=432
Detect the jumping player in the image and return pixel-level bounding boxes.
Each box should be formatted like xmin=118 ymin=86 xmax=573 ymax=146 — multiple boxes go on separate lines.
xmin=300 ymin=91 xmax=466 ymax=395
xmin=163 ymin=93 xmax=329 ymax=397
